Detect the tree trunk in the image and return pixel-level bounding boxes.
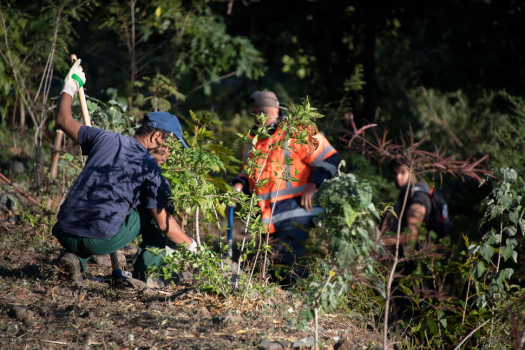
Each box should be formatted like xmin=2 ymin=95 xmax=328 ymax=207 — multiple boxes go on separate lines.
xmin=49 ymin=130 xmax=65 ymax=179
xmin=19 ymin=95 xmax=26 ymax=128
xmin=128 ymin=0 xmax=137 ymax=109
xmin=11 ymin=92 xmax=18 ymax=126
xmin=363 ymin=22 xmax=377 ymax=123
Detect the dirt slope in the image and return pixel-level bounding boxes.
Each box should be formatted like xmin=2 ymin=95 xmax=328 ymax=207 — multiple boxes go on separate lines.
xmin=0 ymin=212 xmax=382 ymax=349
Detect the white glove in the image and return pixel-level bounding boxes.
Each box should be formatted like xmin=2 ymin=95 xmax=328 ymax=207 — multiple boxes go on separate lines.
xmin=165 ymin=239 xmax=198 ymax=256
xmin=165 ymin=245 xmax=175 ymax=257
xmin=187 ymin=239 xmax=198 ymax=253
xmin=61 ymin=59 xmax=86 ymax=99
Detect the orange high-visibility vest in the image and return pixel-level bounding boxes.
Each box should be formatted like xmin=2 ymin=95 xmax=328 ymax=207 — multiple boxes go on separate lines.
xmin=238 ymin=126 xmax=337 ymax=233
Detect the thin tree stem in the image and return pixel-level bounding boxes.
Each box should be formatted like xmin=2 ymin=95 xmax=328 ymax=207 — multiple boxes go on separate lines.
xmin=314 ymin=272 xmax=332 ymax=350
xmin=129 ymin=0 xmax=137 ymax=108
xmin=186 ymin=168 xmax=222 ymax=264
xmin=235 ymin=145 xmax=274 ymax=283
xmin=383 ymin=170 xmax=413 ymax=349
xmin=496 ymin=220 xmax=502 ymax=273
xmin=452 ymin=319 xmax=490 ymax=350
xmin=195 ymin=206 xmax=201 ymax=247
xmin=519 ymin=327 xmax=525 ymax=350
xmin=462 ymin=275 xmax=471 ymax=325
xmin=261 ymin=177 xmax=283 ymax=278
xmin=242 ymin=236 xmax=262 ymax=302
xmin=314 ymin=307 xmax=319 ymax=350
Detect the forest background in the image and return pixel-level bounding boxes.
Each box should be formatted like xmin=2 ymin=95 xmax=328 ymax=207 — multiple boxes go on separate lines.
xmin=2 ymin=0 xmax=525 ymax=349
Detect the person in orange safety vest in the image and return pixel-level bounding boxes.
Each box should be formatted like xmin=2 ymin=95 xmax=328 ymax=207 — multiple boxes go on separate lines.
xmin=232 ymin=91 xmax=339 ymax=266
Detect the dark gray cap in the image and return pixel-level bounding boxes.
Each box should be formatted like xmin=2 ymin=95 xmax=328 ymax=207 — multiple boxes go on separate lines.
xmin=249 ymin=91 xmax=287 ymax=110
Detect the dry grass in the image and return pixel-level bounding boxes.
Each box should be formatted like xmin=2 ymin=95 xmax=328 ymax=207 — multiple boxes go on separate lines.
xmin=0 ymin=209 xmax=381 ymax=350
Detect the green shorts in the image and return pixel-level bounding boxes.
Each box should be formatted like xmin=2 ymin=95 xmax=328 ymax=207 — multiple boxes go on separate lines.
xmin=52 ymin=208 xmax=167 ymax=279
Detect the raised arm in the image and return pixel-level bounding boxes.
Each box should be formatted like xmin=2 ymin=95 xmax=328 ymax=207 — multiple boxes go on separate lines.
xmin=56 ymin=59 xmax=86 ymax=143
xmin=56 ymin=93 xmax=82 ymax=144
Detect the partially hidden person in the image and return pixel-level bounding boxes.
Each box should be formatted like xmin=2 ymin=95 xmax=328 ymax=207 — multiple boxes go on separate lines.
xmin=232 ymin=91 xmax=339 ymax=268
xmin=385 ymin=159 xmax=450 ymax=247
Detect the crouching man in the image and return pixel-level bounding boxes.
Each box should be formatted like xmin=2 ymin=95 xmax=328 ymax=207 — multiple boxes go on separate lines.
xmin=385 ymin=159 xmax=432 ymax=246
xmin=53 ymin=60 xmax=196 ymax=284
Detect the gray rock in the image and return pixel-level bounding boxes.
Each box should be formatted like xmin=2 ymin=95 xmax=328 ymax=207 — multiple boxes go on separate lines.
xmin=292 ymin=337 xmax=315 ymax=348
xmin=146 ymin=276 xmax=169 ymax=289
xmin=0 ymin=194 xmax=17 ymax=211
xmin=195 ymin=307 xmax=212 ymax=319
xmin=229 ymin=261 xmax=240 ymax=272
xmin=122 ymin=245 xmax=138 ymax=254
xmin=9 ymin=306 xmax=35 ymax=320
xmin=172 ymin=270 xmax=194 ymax=284
xmin=230 ymin=273 xmax=241 ymax=283
xmin=275 ymin=340 xmax=292 ymax=348
xmin=83 ymin=331 xmax=95 ymax=347
xmin=142 ymin=288 xmax=158 ymax=299
xmin=12 ymin=161 xmax=25 ymax=175
xmin=222 ymin=313 xmax=243 ymax=326
xmin=259 ymin=339 xmax=272 ymax=350
xmin=92 ymin=251 xmax=126 ymax=267
xmin=247 ymin=290 xmax=259 ymax=300
xmin=125 ymin=277 xmax=147 ymax=290
xmin=259 ymin=339 xmax=283 ymax=350
xmin=264 ymin=298 xmax=281 ymax=307
xmin=147 ymin=303 xmax=162 ymax=312
xmin=334 ymin=339 xmax=383 ymax=350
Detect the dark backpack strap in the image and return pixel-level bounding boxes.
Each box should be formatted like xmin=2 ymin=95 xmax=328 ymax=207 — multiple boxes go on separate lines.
xmin=412 ymin=182 xmax=430 ymax=195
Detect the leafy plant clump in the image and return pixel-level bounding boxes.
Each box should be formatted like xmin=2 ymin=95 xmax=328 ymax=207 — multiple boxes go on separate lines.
xmin=314 ymin=171 xmax=385 ymax=277
xmin=150 ymin=244 xmax=242 ymax=297
xmin=295 ymin=171 xmax=386 ymax=341
xmin=474 ymin=168 xmax=524 ymax=305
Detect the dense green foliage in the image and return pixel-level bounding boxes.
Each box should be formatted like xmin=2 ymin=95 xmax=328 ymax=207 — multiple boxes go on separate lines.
xmin=3 ymin=1 xmax=525 ymax=349
xmin=295 ymin=172 xmax=385 ymax=330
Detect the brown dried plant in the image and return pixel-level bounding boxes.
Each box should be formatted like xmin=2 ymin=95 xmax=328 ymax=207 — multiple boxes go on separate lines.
xmin=336 ymin=114 xmax=491 ymax=182
xmin=335 ymin=114 xmax=492 ymax=349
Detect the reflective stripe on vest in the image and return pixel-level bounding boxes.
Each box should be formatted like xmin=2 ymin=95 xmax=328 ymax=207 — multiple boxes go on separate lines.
xmin=261 ymin=207 xmax=323 ymax=224
xmin=310 ymin=145 xmax=337 ymax=175
xmin=257 ymin=183 xmax=307 ymax=201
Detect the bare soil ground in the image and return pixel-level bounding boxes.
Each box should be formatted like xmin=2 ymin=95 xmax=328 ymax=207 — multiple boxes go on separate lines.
xmin=0 ymin=210 xmax=383 ymax=350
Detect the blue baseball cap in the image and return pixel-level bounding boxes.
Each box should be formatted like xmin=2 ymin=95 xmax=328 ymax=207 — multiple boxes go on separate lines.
xmin=142 ymin=112 xmax=188 ymax=148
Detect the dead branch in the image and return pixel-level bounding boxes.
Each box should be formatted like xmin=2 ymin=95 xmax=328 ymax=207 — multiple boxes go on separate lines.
xmin=336 ymin=113 xmax=493 ymax=183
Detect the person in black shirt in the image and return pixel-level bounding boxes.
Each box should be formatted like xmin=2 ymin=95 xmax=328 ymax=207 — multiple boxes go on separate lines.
xmin=385 ymin=159 xmax=432 ymax=245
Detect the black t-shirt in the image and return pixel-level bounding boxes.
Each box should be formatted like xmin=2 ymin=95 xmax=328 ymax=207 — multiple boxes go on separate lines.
xmin=395 ymin=181 xmax=432 ymax=229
